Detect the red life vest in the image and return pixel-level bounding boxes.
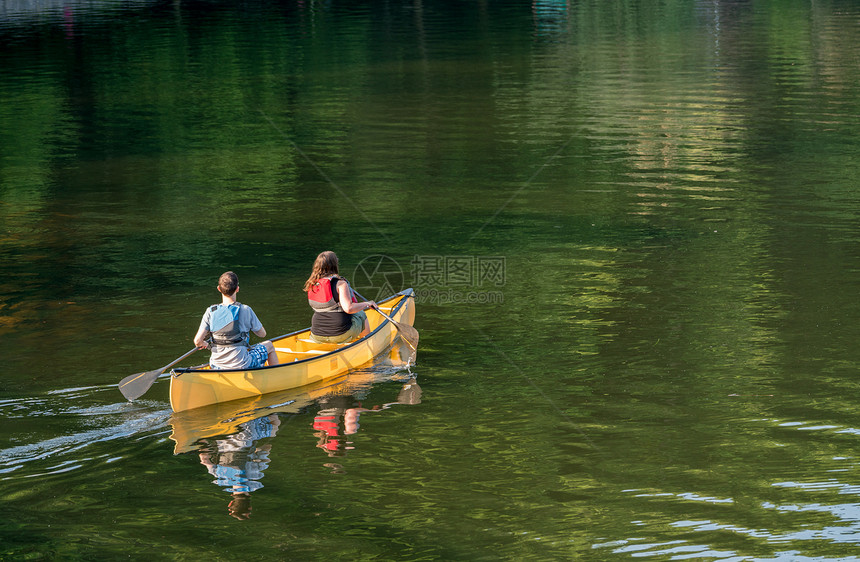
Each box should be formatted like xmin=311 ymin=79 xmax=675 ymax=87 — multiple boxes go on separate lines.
xmin=308 ymin=276 xmax=356 ymax=313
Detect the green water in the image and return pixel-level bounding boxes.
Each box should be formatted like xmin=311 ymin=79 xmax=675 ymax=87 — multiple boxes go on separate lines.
xmin=2 ymin=0 xmax=860 ymax=559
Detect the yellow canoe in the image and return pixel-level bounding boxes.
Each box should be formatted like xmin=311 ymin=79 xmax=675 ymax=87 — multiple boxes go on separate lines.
xmin=169 ymin=288 xmax=416 ymax=413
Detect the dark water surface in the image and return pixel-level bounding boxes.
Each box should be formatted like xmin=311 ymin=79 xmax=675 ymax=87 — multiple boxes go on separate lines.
xmin=3 ymin=0 xmax=860 ymax=559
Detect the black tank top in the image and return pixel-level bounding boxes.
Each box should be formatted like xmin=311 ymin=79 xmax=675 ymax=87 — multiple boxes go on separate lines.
xmin=311 ymin=278 xmax=353 ymax=336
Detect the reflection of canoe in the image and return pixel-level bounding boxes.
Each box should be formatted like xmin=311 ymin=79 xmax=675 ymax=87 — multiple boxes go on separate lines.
xmin=169 ymin=289 xmax=416 ymax=413
xmin=169 ymin=340 xmax=415 ymax=453
xmin=168 ymin=371 xmax=377 ymax=454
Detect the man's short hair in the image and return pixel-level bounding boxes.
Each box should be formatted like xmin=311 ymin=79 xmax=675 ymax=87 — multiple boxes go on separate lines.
xmin=218 ymin=271 xmax=239 ymax=296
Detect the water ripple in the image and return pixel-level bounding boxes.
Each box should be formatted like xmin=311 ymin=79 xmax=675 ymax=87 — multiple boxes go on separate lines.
xmin=0 ymin=390 xmax=171 ymax=479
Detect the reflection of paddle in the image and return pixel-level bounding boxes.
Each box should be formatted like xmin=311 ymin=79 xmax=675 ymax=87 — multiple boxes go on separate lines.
xmin=118 ymin=347 xmax=199 ymax=401
xmin=353 ymin=289 xmax=419 ymax=352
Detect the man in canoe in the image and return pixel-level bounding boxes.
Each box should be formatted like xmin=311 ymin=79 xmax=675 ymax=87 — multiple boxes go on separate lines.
xmin=194 ymin=271 xmax=280 ymax=369
xmin=304 ymin=251 xmax=376 ymax=344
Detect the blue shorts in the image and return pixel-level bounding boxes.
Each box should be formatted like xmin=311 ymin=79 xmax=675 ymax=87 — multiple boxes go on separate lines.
xmin=246 ymin=343 xmax=269 ymax=368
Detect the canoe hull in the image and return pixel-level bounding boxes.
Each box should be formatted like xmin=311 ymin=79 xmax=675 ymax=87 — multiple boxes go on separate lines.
xmin=169 ymin=289 xmax=415 ymax=412
xmin=168 ymin=369 xmax=382 ymax=453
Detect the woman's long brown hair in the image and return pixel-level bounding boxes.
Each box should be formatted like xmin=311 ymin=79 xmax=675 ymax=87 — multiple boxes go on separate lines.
xmin=303 ymin=251 xmax=340 ymax=292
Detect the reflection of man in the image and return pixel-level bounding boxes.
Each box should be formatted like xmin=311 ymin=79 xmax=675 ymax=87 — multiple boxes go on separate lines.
xmin=197 ymin=414 xmax=281 ymax=520
xmin=228 ymin=492 xmax=252 ymax=520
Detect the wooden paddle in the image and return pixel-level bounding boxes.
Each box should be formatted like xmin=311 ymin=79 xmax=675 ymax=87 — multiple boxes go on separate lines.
xmin=118 ymin=347 xmax=199 ymax=401
xmin=353 ymin=289 xmax=419 ymax=351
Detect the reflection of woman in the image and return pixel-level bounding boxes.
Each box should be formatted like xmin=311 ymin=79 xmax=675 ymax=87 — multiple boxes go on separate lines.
xmin=312 ymin=379 xmax=422 ymax=458
xmin=344 ymin=379 xmax=422 ymax=434
xmin=313 ymin=407 xmax=349 ymax=457
xmin=197 ymin=414 xmax=281 ymax=520
xmin=304 ymin=251 xmax=376 ymax=344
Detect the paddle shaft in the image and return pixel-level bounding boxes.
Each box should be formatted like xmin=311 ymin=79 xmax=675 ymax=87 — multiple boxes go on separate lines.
xmin=118 ymin=347 xmax=199 ymax=401
xmin=352 ymin=289 xmax=418 ymax=351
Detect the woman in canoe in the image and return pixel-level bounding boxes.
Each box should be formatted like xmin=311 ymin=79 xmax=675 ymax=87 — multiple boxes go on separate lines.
xmin=304 ymin=251 xmax=376 ymax=344
xmin=194 ymin=271 xmax=280 ymax=369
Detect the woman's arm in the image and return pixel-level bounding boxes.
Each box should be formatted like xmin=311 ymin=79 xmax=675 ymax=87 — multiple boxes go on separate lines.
xmin=338 ymin=280 xmax=374 ymax=314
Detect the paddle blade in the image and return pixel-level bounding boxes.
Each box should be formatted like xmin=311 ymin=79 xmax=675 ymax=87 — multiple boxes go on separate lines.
xmin=395 ymin=322 xmax=420 ymax=351
xmin=118 ymin=368 xmax=163 ymax=401
xmin=118 ymin=347 xmax=199 ymax=402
